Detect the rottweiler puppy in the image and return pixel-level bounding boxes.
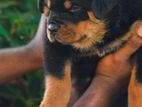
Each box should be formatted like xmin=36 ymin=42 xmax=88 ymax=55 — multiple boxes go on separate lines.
xmin=38 ymin=0 xmax=142 ymax=107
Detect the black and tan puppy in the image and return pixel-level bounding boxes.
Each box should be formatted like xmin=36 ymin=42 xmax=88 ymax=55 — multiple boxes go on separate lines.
xmin=38 ymin=0 xmax=142 ymax=107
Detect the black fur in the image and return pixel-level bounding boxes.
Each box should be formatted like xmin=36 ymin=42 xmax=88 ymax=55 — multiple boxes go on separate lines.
xmin=38 ymin=0 xmax=46 ymax=13
xmin=43 ymin=34 xmax=72 ymax=78
xmin=91 ymin=0 xmax=142 ymax=82
xmin=48 ymin=0 xmax=90 ymax=24
xmin=94 ymin=0 xmax=142 ymax=47
xmin=41 ymin=0 xmax=142 ymax=82
xmin=39 ymin=0 xmax=142 ymax=106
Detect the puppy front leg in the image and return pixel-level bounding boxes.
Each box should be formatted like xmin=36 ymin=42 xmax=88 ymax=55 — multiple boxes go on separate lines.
xmin=40 ymin=62 xmax=72 ymax=107
xmin=128 ymin=66 xmax=142 ymax=107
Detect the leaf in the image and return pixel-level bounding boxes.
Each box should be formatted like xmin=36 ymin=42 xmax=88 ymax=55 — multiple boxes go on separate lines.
xmin=0 ymin=25 xmax=9 ymax=38
xmin=0 ymin=1 xmax=17 ymax=9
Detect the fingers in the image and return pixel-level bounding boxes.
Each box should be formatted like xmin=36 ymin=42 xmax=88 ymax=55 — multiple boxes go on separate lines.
xmin=114 ymin=25 xmax=142 ymax=61
xmin=137 ymin=24 xmax=142 ymax=37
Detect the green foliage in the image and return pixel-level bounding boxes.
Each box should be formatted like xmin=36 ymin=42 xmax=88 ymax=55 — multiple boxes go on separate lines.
xmin=0 ymin=71 xmax=44 ymax=107
xmin=0 ymin=0 xmax=44 ymax=107
xmin=0 ymin=0 xmax=40 ymax=47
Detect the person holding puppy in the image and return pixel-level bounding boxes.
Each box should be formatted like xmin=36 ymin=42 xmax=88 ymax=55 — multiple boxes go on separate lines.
xmin=0 ymin=14 xmax=142 ymax=107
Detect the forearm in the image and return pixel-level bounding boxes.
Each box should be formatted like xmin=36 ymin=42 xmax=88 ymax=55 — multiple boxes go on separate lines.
xmin=0 ymin=14 xmax=46 ymax=83
xmin=73 ymin=75 xmax=125 ymax=107
xmin=0 ymin=45 xmax=42 ymax=83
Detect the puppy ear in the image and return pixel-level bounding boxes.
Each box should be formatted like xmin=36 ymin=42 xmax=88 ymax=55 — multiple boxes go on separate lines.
xmin=37 ymin=0 xmax=45 ymax=13
xmin=91 ymin=0 xmax=117 ymax=19
xmin=38 ymin=0 xmax=50 ymax=16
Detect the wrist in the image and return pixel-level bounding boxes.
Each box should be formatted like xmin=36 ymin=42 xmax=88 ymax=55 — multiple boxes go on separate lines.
xmin=25 ymin=14 xmax=46 ymax=66
xmin=73 ymin=76 xmax=118 ymax=107
xmin=93 ymin=75 xmax=128 ymax=98
xmin=24 ymin=44 xmax=43 ymax=68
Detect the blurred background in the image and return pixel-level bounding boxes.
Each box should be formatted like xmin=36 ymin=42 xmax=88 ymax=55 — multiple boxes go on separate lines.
xmin=0 ymin=0 xmax=44 ymax=107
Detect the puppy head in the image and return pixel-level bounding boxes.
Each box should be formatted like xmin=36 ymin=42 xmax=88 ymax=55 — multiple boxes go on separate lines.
xmin=43 ymin=0 xmax=120 ymax=52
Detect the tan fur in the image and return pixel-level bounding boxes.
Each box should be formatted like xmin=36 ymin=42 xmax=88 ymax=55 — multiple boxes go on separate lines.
xmin=40 ymin=62 xmax=71 ymax=107
xmin=43 ymin=0 xmax=52 ymax=16
xmin=72 ymin=20 xmax=107 ymax=49
xmin=45 ymin=3 xmax=107 ymax=49
xmin=44 ymin=5 xmax=50 ymax=16
xmin=52 ymin=19 xmax=107 ymax=50
xmin=47 ymin=0 xmax=52 ymax=8
xmin=64 ymin=0 xmax=72 ymax=9
xmin=128 ymin=67 xmax=142 ymax=107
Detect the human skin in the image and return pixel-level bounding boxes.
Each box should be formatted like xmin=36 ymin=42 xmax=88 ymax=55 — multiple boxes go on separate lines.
xmin=0 ymin=13 xmax=142 ymax=107
xmin=128 ymin=23 xmax=142 ymax=107
xmin=72 ymin=25 xmax=142 ymax=107
xmin=0 ymin=14 xmax=46 ymax=83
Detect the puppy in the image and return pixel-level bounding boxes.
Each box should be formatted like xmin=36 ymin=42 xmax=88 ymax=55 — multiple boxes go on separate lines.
xmin=38 ymin=0 xmax=142 ymax=107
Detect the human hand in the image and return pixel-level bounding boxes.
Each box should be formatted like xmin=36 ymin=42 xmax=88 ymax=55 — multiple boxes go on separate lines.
xmin=72 ymin=24 xmax=142 ymax=107
xmin=96 ymin=24 xmax=142 ymax=87
xmin=28 ymin=14 xmax=47 ymax=61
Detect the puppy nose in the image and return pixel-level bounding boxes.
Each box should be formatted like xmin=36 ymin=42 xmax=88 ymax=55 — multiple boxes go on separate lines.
xmin=48 ymin=24 xmax=60 ymax=34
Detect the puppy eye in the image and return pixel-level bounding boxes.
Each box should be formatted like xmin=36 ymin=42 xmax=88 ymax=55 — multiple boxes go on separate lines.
xmin=70 ymin=4 xmax=82 ymax=12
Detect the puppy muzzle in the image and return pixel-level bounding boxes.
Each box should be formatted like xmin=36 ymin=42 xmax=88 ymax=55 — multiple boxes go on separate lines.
xmin=48 ymin=23 xmax=60 ymax=35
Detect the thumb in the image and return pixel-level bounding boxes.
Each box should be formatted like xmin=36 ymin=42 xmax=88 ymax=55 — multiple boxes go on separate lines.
xmin=114 ymin=25 xmax=142 ymax=61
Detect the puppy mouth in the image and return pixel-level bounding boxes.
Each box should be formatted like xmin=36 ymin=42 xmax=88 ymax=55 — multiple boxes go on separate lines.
xmin=47 ymin=31 xmax=87 ymax=45
xmin=47 ymin=27 xmax=87 ymax=44
xmin=56 ymin=34 xmax=87 ymax=45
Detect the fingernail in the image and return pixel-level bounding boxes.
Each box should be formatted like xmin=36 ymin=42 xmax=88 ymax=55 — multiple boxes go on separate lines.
xmin=137 ymin=26 xmax=142 ymax=37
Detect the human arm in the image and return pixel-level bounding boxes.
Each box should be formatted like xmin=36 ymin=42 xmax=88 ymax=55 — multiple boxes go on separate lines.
xmin=0 ymin=14 xmax=46 ymax=83
xmin=72 ymin=24 xmax=142 ymax=107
